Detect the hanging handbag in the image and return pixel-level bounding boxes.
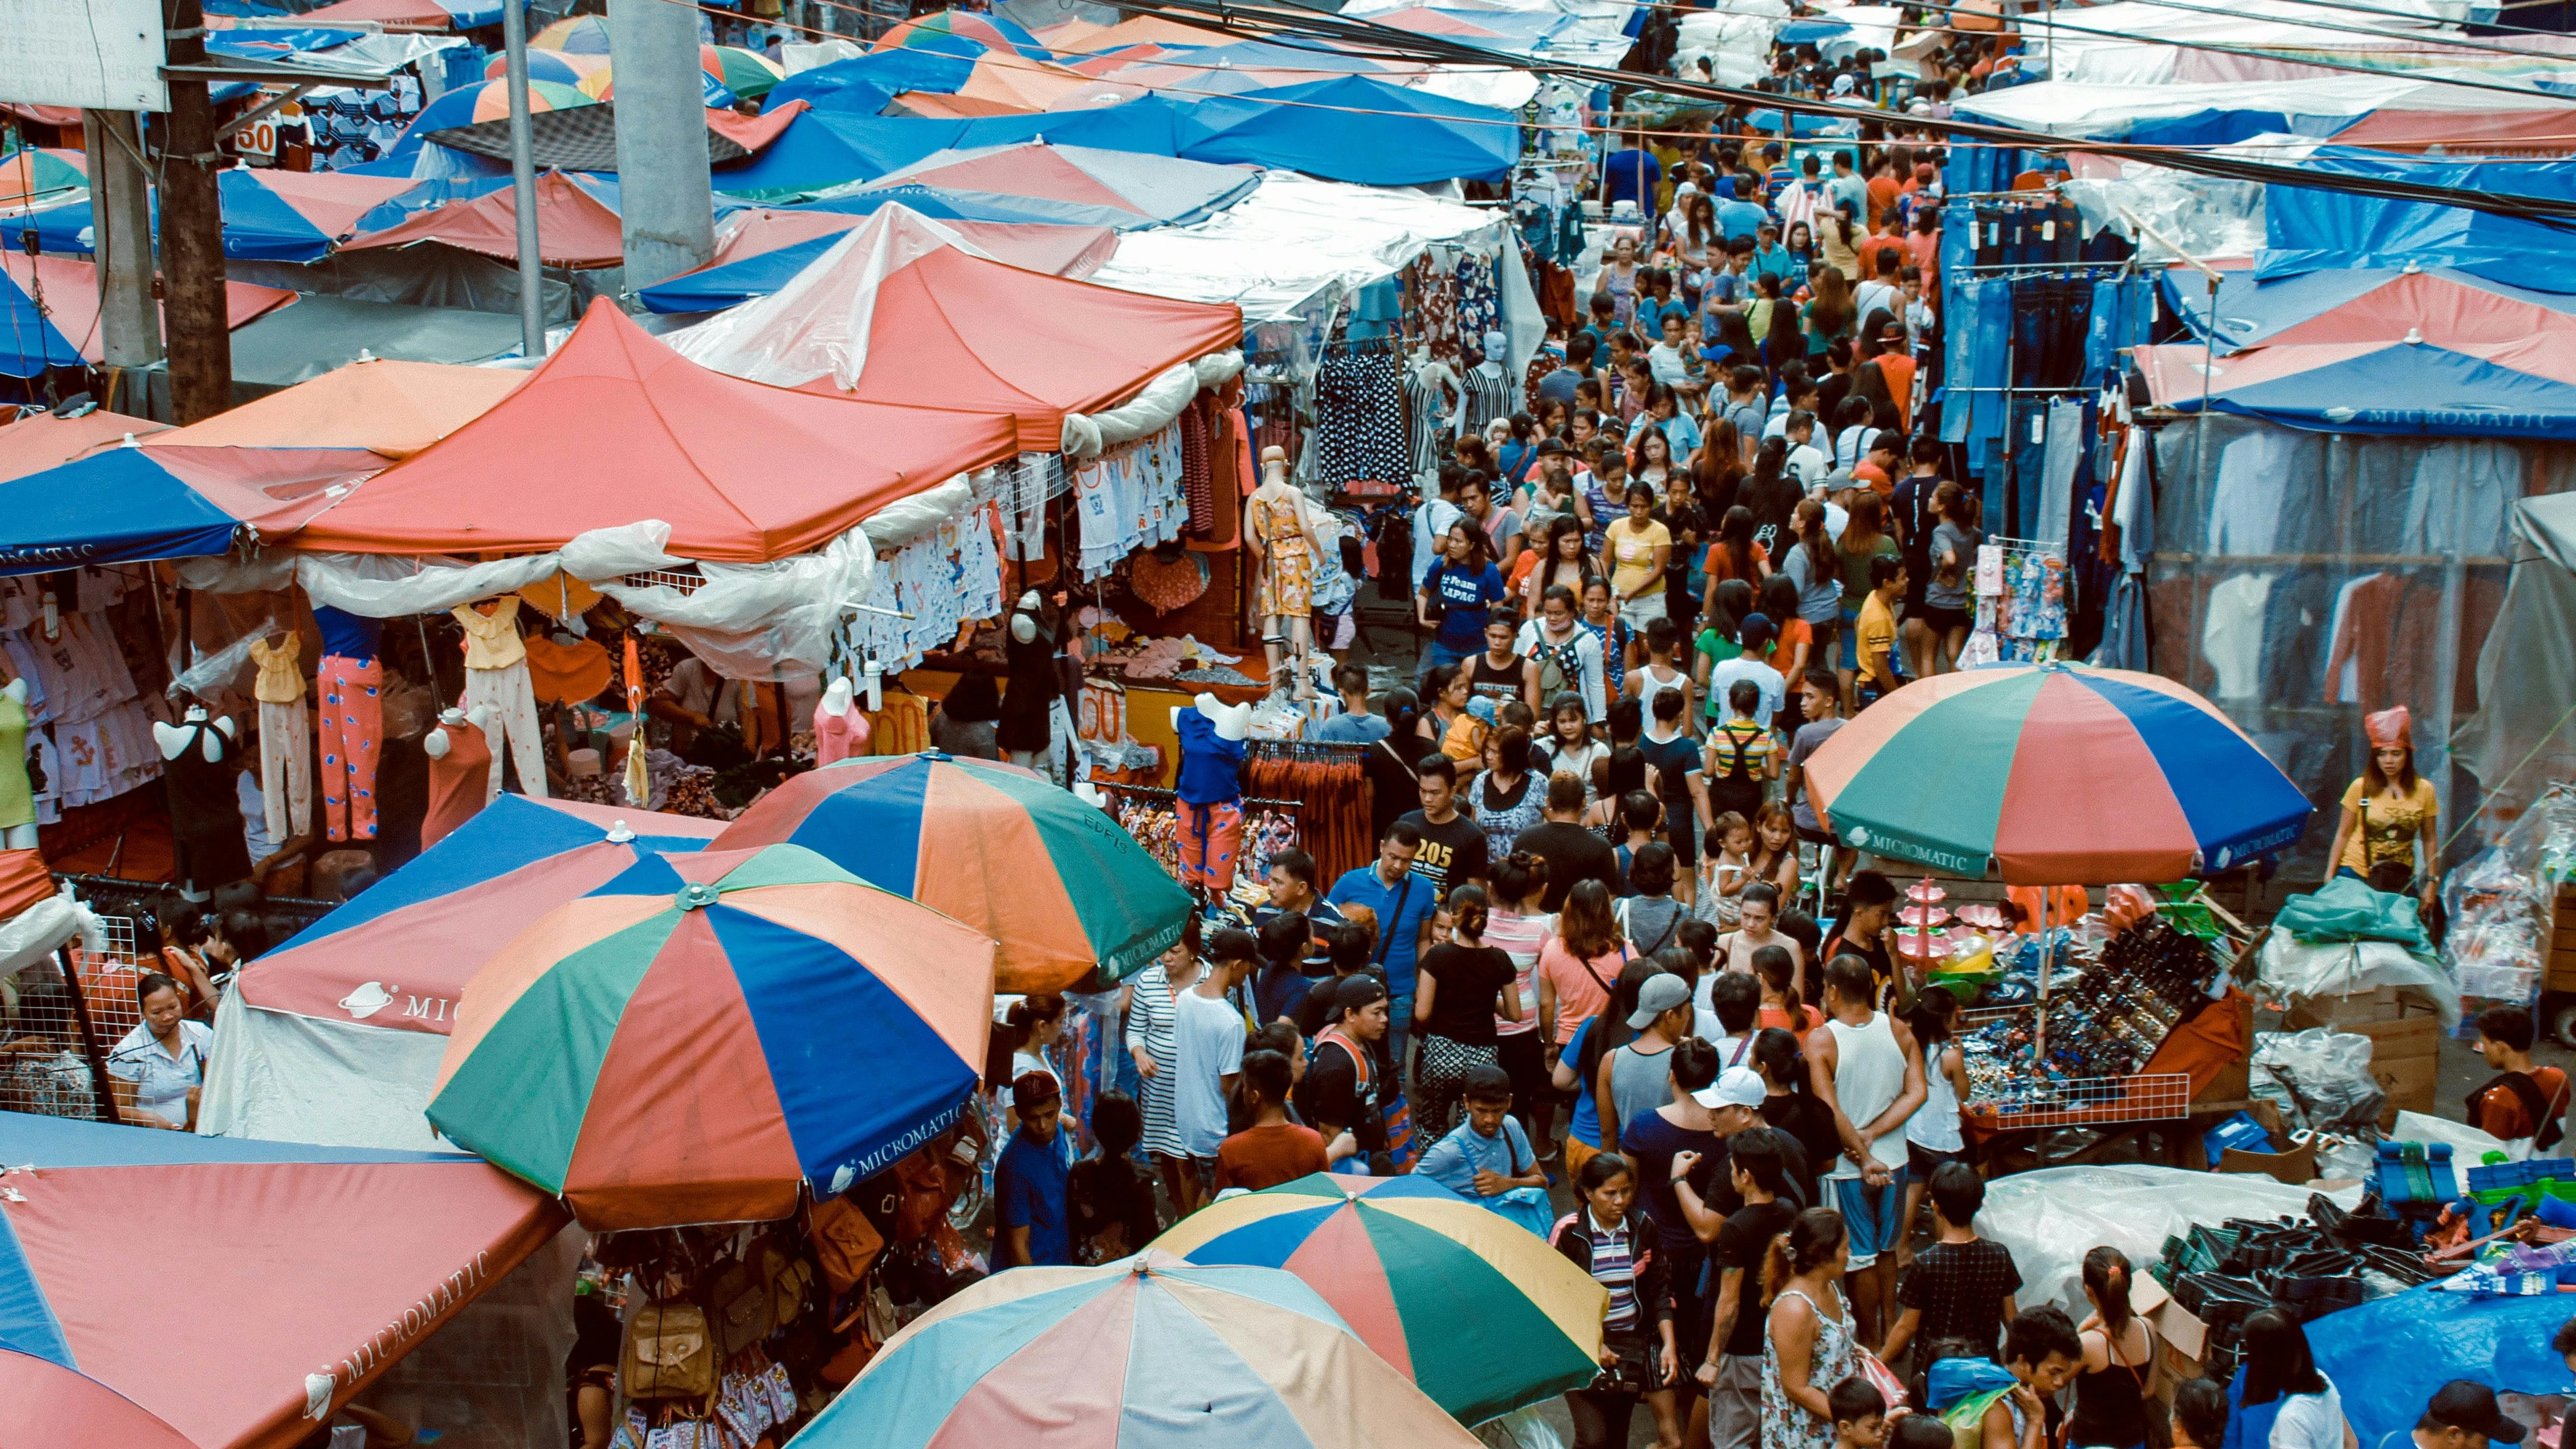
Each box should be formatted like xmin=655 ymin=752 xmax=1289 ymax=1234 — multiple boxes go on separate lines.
xmin=709 ymin=1260 xmax=771 ymax=1359
xmin=807 ymin=1194 xmax=885 ymax=1295
xmin=622 ymin=1301 xmax=716 ymax=1401
xmin=760 ymin=1239 xmax=815 ymax=1335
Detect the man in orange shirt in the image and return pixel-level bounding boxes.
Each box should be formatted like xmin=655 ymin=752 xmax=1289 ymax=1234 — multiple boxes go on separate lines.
xmin=2468 ymin=1005 xmax=2569 ymax=1146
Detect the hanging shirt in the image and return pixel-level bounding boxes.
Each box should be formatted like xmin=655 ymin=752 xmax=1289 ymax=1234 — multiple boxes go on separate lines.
xmin=451 ymin=598 xmax=527 ymax=671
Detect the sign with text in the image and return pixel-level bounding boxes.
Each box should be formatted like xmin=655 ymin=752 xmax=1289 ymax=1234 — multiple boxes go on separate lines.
xmin=0 ymin=0 xmax=168 ymax=112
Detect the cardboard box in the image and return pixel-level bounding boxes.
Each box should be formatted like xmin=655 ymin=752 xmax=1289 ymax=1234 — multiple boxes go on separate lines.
xmin=2283 ymin=986 xmax=2438 ymax=1029
xmin=2332 ymin=1015 xmax=2443 ymax=1128
xmin=2129 ymin=1275 xmax=2206 ymax=1400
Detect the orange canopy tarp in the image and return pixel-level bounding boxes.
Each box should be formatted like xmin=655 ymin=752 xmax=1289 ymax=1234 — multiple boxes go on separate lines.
xmin=801 ymin=245 xmax=1239 ymax=449
xmin=702 ymin=207 xmax=1117 ymax=277
xmin=892 ymin=92 xmax=1036 ymax=118
xmin=341 ymin=170 xmax=625 ymax=267
xmin=705 ymin=99 xmax=807 ymax=153
xmin=1045 ymin=16 xmax=1235 ymax=52
xmin=0 ymin=410 xmax=167 ymax=484
xmin=299 ymin=0 xmax=459 ymax=28
xmin=287 ymin=298 xmax=1023 ymax=563
xmin=163 ymin=358 xmax=528 ymax=459
xmin=0 ymin=253 xmax=294 ymax=366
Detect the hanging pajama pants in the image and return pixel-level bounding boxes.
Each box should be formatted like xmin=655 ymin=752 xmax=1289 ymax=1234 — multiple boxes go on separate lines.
xmin=317 ymin=655 xmax=381 ymax=841
xmin=257 ymin=699 xmax=312 ymax=842
xmin=1173 ymin=799 xmax=1244 ymax=893
xmin=462 ymin=659 xmax=549 ymax=800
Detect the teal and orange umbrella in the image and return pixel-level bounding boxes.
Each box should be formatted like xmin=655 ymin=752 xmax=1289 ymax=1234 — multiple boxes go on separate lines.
xmin=714 ymin=752 xmax=1190 ymax=993
xmin=1803 ymin=661 xmax=2313 ymax=884
xmin=426 ymin=843 xmax=996 ymax=1229
xmin=530 ymin=13 xmax=612 ymax=52
xmin=1152 ymin=1174 xmax=1606 ymax=1425
xmin=874 ymin=7 xmax=1052 ymax=59
xmin=0 ymin=148 xmax=84 ymax=211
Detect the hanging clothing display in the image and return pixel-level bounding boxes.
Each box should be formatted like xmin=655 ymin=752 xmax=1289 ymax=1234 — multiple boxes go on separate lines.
xmin=1179 ymin=397 xmax=1216 ymax=539
xmin=1963 ymin=539 xmax=2070 ymax=668
xmin=1072 ymin=423 xmax=1187 ymax=580
xmin=1461 ymin=363 xmax=1514 ymax=436
xmin=166 ymin=717 xmax=250 ymax=891
xmin=845 ymin=504 xmax=1006 ymax=672
xmin=1243 ymin=741 xmax=1368 ymax=884
xmin=1455 ymin=253 xmax=1502 ymax=356
xmin=419 ymin=714 xmax=495 ymax=852
xmin=522 ymin=635 xmax=612 ymax=705
xmin=317 ymin=654 xmax=383 ymax=841
xmin=1403 ymin=360 xmax=1459 ymax=483
xmin=0 ymin=690 xmax=30 ymax=833
xmin=451 ymin=598 xmax=548 ymax=802
xmin=1404 ymin=253 xmax=1461 ymax=359
xmin=0 ymin=587 xmax=161 ymax=826
xmin=1314 ymin=349 xmax=1411 ymax=489
xmin=245 ymin=634 xmax=312 ymax=843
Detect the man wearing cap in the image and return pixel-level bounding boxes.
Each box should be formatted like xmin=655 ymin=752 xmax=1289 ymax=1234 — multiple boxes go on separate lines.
xmin=992 ymin=1071 xmax=1074 ymax=1268
xmin=1599 ymin=974 xmax=1700 ymax=1150
xmin=1616 ymin=1035 xmax=1755 ymax=1421
xmin=2394 ymin=1382 xmax=2526 ymax=1449
xmin=1747 ymin=221 xmax=1801 ymax=290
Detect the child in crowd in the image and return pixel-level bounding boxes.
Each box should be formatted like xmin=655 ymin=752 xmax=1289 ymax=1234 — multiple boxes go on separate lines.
xmin=1880 ymin=1162 xmax=2022 ymax=1366
xmin=1067 ymin=1092 xmax=1161 ymax=1263
xmin=1754 ymin=943 xmax=1822 ymax=1035
xmin=993 ymin=1072 xmax=1075 ymax=1268
xmin=1214 ymin=1049 xmax=1331 ymax=1193
xmin=1703 ymin=809 xmax=1756 ymax=925
xmin=1830 ymin=1377 xmax=1890 ymax=1449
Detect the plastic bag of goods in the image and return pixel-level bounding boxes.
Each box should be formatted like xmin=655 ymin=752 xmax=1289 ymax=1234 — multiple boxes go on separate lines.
xmin=2252 ymin=1027 xmax=2386 ymax=1138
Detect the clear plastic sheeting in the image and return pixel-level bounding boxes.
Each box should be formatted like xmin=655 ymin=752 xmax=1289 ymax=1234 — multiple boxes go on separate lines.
xmin=2252 ymin=1027 xmax=2389 ymax=1136
xmin=1060 ymin=351 xmax=1246 ymax=461
xmin=1977 ymin=1165 xmax=2363 ymax=1323
xmin=2145 ymin=415 xmax=2576 ymax=874
xmin=171 ymin=614 xmax=285 ymax=702
xmin=0 ymin=885 xmax=103 ymax=982
xmin=2063 ymin=160 xmax=2266 ymax=263
xmin=353 ymin=1222 xmax=582 ymax=1449
xmin=2439 ymin=782 xmax=2575 ymax=1007
xmin=2454 ymin=498 xmax=2576 ymax=819
xmin=2254 ymin=931 xmax=2461 ymax=1028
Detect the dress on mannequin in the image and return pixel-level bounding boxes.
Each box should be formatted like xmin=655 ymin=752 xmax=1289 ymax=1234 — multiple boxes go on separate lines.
xmin=420 ymin=707 xmax=497 ymax=851
xmin=313 ymin=605 xmax=385 ymax=842
xmin=156 ymin=710 xmax=249 ymax=893
xmin=814 ymin=678 xmax=869 ymax=765
xmin=0 ymin=681 xmax=34 ymax=849
xmin=452 ymin=597 xmax=549 ymax=800
xmin=1171 ymin=695 xmax=1251 ymax=894
xmin=244 ymin=632 xmax=313 ymax=844
xmin=997 ymin=594 xmax=1057 ymax=768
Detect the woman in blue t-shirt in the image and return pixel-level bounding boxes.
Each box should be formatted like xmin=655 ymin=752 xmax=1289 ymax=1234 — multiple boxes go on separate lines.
xmin=1418 ymin=521 xmax=1509 ymax=680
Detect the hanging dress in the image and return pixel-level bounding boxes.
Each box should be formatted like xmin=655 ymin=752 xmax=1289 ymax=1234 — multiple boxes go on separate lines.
xmin=997 ymin=612 xmax=1058 ymax=755
xmin=1251 ymin=494 xmax=1315 ymax=619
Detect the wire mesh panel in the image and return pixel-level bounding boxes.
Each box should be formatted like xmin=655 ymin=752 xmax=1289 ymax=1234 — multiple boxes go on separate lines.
xmin=67 ymin=916 xmax=148 ymax=1046
xmin=1964 ymin=1072 xmax=2194 ymax=1131
xmin=0 ymin=965 xmax=109 ymax=1120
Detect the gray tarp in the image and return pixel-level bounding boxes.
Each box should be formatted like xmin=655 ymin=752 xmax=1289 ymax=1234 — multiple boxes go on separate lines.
xmin=223 ymin=294 xmax=525 ymax=397
xmin=2453 ymin=492 xmax=2576 ymax=818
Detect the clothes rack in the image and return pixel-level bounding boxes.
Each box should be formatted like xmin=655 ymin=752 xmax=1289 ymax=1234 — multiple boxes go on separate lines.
xmin=1243 ymin=739 xmax=1368 ymax=885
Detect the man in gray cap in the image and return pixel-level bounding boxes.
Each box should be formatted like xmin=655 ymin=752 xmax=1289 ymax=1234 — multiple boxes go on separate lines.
xmin=1598 ymin=972 xmax=1698 ymax=1149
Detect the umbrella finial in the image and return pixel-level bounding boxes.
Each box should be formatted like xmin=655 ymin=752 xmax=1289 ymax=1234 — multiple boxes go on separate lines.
xmin=606 ymin=820 xmax=636 ymax=843
xmin=678 ymin=881 xmax=722 ymax=911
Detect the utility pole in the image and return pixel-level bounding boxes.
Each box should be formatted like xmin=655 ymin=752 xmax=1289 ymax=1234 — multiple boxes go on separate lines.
xmin=609 ymin=0 xmax=715 ymax=291
xmin=83 ymin=110 xmax=165 ymax=374
xmin=157 ymin=0 xmax=231 ymax=423
xmin=500 ymin=0 xmax=545 ymax=358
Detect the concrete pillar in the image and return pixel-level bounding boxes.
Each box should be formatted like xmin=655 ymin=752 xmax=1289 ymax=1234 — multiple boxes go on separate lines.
xmin=608 ymin=0 xmax=716 ymax=290
xmin=83 ymin=110 xmax=162 ymax=370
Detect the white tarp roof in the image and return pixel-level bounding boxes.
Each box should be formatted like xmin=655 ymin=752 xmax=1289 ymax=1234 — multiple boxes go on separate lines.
xmin=1087 ymin=171 xmax=1508 ymax=322
xmin=1954 ymin=74 xmax=2563 ymax=136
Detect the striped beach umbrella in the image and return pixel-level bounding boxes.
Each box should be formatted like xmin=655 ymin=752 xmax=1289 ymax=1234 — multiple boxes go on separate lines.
xmin=1803 ymin=661 xmax=2314 ymax=884
xmin=530 ymin=13 xmax=612 ymax=52
xmin=791 ymin=1250 xmax=1485 ymax=1449
xmin=1153 ymin=1173 xmax=1607 ymax=1425
xmin=482 ymin=47 xmax=611 ymax=89
xmin=425 ymin=843 xmax=996 ymax=1229
xmin=712 ymin=752 xmax=1190 ymax=993
xmin=874 ymin=7 xmax=1052 ymax=59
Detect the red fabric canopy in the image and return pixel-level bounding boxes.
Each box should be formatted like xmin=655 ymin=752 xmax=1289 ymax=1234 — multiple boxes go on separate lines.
xmin=0 ymin=410 xmax=167 ymax=483
xmin=289 ymin=298 xmax=1023 ymax=561
xmin=2330 ymin=107 xmax=2576 ymax=155
xmin=341 ymin=170 xmax=625 ymax=267
xmin=705 ymin=99 xmax=807 ymax=153
xmin=298 ymin=0 xmax=458 ymax=28
xmin=793 ymin=244 xmax=1242 ymax=449
xmin=1 ymin=253 xmax=293 ymax=366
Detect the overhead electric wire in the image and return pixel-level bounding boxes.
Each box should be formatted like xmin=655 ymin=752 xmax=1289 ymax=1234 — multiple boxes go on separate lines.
xmin=1131 ymin=0 xmax=2576 ymax=230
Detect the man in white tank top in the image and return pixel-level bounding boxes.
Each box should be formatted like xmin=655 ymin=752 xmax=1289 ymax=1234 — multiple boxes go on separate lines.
xmin=1807 ymin=954 xmax=1925 ymax=1350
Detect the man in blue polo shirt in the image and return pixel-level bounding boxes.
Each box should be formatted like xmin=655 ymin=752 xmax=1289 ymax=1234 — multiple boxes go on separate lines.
xmin=1325 ymin=820 xmax=1440 ymax=1065
xmin=1602 ymin=134 xmax=1663 ymax=228
xmin=992 ymin=1073 xmax=1073 ymax=1267
xmin=1716 ymin=175 xmax=1770 ymax=244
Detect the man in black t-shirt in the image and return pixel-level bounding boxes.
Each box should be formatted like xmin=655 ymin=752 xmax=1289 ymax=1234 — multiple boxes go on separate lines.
xmin=1511 ymin=774 xmax=1625 ymax=912
xmin=1890 ymin=435 xmax=1950 ymax=679
xmin=1398 ymin=755 xmax=1490 ymax=900
xmin=1700 ymin=1127 xmax=1802 ymax=1449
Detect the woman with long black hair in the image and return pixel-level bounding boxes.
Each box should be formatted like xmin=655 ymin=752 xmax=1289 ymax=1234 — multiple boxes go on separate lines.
xmin=2227 ymin=1309 xmax=2348 ymax=1449
xmin=1738 ymin=437 xmax=1803 ymax=559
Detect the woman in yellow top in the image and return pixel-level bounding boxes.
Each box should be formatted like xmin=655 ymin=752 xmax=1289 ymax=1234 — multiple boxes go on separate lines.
xmin=1601 ymin=483 xmax=1671 ymax=633
xmin=2323 ymin=706 xmax=2440 ymax=909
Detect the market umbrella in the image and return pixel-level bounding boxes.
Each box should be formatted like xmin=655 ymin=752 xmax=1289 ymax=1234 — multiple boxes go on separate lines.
xmin=481 ymin=46 xmax=611 ymax=89
xmin=530 ymin=12 xmax=612 ymax=52
xmin=712 ymin=752 xmax=1191 ymax=992
xmin=0 ymin=147 xmax=84 ymax=210
xmin=1803 ymin=661 xmax=2314 ymax=884
xmin=790 ymin=1250 xmax=1485 ymax=1449
xmin=874 ymin=7 xmax=1053 ymax=60
xmin=425 ymin=842 xmax=997 ymax=1229
xmin=1152 ymin=1173 xmax=1606 ymax=1425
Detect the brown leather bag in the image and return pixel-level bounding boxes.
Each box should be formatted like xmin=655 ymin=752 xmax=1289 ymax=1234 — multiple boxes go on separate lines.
xmin=808 ymin=1194 xmax=884 ymax=1295
xmin=622 ymin=1301 xmax=715 ymax=1400
xmin=761 ymin=1240 xmax=815 ymax=1334
xmin=709 ymin=1261 xmax=771 ymax=1358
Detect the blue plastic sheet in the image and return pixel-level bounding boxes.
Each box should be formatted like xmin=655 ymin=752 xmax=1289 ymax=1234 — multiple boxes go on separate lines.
xmin=2306 ymin=1288 xmax=2573 ymax=1445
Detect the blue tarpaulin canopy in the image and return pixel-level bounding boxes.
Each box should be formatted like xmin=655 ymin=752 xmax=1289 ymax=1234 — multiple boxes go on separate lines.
xmin=1177 ymin=75 xmax=1516 ymax=183
xmin=760 ymin=47 xmax=978 ymax=116
xmin=14 ymin=169 xmax=444 ymax=263
xmin=2134 ymin=336 xmax=2576 ymax=440
xmin=636 ymin=193 xmax=1104 ymax=312
xmin=711 ymin=97 xmax=1191 ymax=197
xmin=0 ymin=268 xmax=86 ymax=378
xmin=0 ymin=445 xmax=382 ymax=573
xmin=2259 ymin=147 xmax=2576 ymax=293
xmin=2308 ymin=1288 xmax=2570 ymax=1445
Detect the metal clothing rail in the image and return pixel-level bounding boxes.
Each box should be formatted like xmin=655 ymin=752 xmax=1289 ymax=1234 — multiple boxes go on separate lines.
xmin=1092 ymin=781 xmax=1306 ymax=813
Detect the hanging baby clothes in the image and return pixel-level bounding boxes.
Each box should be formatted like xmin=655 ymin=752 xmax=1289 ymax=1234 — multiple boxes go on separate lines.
xmin=166 ymin=717 xmax=250 ymax=891
xmin=813 ymin=692 xmax=869 ymax=765
xmin=419 ymin=712 xmax=496 ymax=851
xmin=1072 ymin=424 xmax=1188 ymax=580
xmin=451 ymin=597 xmax=549 ymax=801
xmin=845 ymin=505 xmax=1005 ymax=670
xmin=522 ymin=635 xmax=612 ymax=705
xmin=313 ymin=605 xmax=384 ymax=841
xmin=244 ymin=633 xmax=312 ymax=843
xmin=1313 ymin=350 xmax=1411 ymax=488
xmin=1455 ymin=252 xmax=1502 ymax=354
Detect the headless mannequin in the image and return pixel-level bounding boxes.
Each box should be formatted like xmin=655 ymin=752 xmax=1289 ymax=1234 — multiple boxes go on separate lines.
xmin=1463 ymin=331 xmax=1509 ymax=434
xmin=1242 ymin=445 xmax=1324 ymax=703
xmin=153 ymin=705 xmax=236 ymax=762
xmin=154 ymin=707 xmax=245 ymax=899
xmin=814 ymin=676 xmax=870 ymax=767
xmin=0 ymin=678 xmax=34 ymax=849
xmin=421 ymin=706 xmax=499 ymax=851
xmin=1168 ymin=694 xmax=1252 ymax=896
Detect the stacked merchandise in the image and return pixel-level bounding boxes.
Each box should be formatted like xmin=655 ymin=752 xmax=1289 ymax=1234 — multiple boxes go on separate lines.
xmin=2148 ymin=1193 xmax=2433 ymax=1379
xmin=0 ymin=569 xmax=167 ymax=827
xmin=1960 ymin=920 xmax=2221 ymax=1123
xmin=1960 ymin=538 xmax=2069 ymax=667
